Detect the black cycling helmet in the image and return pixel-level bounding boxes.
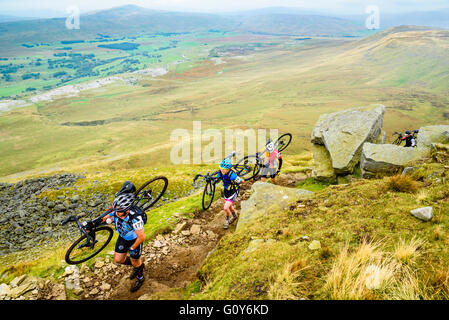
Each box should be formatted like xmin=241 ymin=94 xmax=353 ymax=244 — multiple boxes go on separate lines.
xmin=113 ymin=193 xmax=135 ymax=212
xmin=115 ymin=181 xmax=136 ymax=197
xmin=405 ymin=131 xmax=411 ymax=135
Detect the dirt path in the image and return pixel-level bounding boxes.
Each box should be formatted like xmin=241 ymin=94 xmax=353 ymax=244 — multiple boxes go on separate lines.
xmin=77 ymin=172 xmax=306 ymax=300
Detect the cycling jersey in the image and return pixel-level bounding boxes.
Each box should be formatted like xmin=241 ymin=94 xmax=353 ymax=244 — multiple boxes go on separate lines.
xmin=402 ymin=135 xmax=416 ymax=147
xmin=264 ymin=149 xmax=281 ymax=168
xmin=108 ymin=206 xmax=145 ymax=241
xmin=216 ymin=169 xmax=242 ymax=192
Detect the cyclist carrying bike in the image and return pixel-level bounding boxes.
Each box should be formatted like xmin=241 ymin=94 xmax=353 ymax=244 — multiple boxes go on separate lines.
xmin=215 ymin=158 xmax=245 ymax=229
xmin=401 ymin=131 xmax=416 ymax=148
xmin=100 ymin=181 xmax=147 ymax=293
xmin=260 ymin=139 xmax=283 ymax=183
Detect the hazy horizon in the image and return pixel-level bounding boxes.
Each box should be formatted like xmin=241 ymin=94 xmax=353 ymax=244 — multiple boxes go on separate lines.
xmin=1 ymin=0 xmax=449 ymax=18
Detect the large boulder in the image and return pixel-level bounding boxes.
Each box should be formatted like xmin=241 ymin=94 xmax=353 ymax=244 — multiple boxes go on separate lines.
xmin=236 ymin=182 xmax=313 ymax=231
xmin=311 ymin=105 xmax=385 ymax=176
xmin=312 ymin=144 xmax=336 ymax=181
xmin=360 ymin=143 xmax=422 ymax=178
xmin=417 ymin=125 xmax=449 ymax=155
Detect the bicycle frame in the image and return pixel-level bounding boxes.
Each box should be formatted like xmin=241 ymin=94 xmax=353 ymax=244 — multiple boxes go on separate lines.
xmin=61 ymin=211 xmax=110 ymax=249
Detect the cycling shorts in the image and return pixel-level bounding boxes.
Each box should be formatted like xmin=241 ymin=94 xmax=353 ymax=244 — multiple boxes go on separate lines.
xmin=115 ymin=236 xmax=143 ymax=259
xmin=224 ymin=187 xmax=239 ymax=203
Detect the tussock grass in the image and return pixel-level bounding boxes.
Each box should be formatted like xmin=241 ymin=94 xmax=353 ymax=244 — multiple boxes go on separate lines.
xmin=268 ymin=258 xmax=309 ymax=300
xmin=416 ymin=189 xmax=429 ymax=204
xmin=383 ymin=174 xmax=418 ymax=193
xmin=394 ymin=237 xmax=424 ymax=265
xmin=323 ymin=240 xmax=425 ymax=300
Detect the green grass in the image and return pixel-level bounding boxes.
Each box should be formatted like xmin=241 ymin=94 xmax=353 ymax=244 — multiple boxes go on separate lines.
xmin=296 ymin=178 xmax=332 ymax=192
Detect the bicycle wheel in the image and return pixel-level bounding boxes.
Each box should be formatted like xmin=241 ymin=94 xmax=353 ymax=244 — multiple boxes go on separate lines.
xmin=235 ymin=155 xmax=261 ymax=180
xmin=134 ymin=176 xmax=168 ymax=211
xmin=65 ymin=226 xmax=114 ymax=265
xmin=274 ymin=133 xmax=292 ymax=152
xmin=202 ymin=181 xmax=215 ymax=211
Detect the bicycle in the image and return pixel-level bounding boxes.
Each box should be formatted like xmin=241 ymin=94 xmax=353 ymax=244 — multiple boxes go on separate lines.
xmin=61 ymin=212 xmax=113 ymax=265
xmin=62 ymin=177 xmax=168 ymax=265
xmin=192 ymin=152 xmax=237 ymax=211
xmin=392 ymin=130 xmax=419 ymax=147
xmin=234 ymin=133 xmax=292 ymax=181
xmin=133 ymin=176 xmax=168 ymax=211
xmin=193 ymin=170 xmax=220 ymax=211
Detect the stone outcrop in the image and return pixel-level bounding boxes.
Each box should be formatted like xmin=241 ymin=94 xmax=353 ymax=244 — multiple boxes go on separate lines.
xmin=416 ymin=125 xmax=449 ymax=156
xmin=312 ymin=144 xmax=336 ymax=181
xmin=0 ymin=173 xmax=117 ymax=256
xmin=311 ymin=104 xmax=449 ymax=180
xmin=237 ymin=182 xmax=313 ymax=231
xmin=311 ymin=104 xmax=385 ymax=179
xmin=360 ymin=143 xmax=421 ymax=178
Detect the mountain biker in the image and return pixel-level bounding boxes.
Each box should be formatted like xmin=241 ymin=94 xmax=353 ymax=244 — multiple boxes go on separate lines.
xmin=260 ymin=139 xmax=282 ymax=184
xmin=401 ymin=131 xmax=416 ymax=148
xmin=215 ymin=158 xmax=245 ymax=229
xmin=100 ymin=181 xmax=146 ymax=293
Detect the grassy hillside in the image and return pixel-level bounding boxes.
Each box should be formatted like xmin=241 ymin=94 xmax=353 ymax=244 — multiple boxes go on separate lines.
xmin=1 ymin=27 xmax=448 ymax=181
xmin=2 ymin=148 xmax=446 ymax=300
xmin=194 ymin=157 xmax=449 ymax=300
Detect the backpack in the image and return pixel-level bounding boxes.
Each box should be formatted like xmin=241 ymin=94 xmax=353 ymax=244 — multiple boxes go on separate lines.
xmin=120 ymin=205 xmax=147 ymax=232
xmin=219 ymin=168 xmax=240 ymax=192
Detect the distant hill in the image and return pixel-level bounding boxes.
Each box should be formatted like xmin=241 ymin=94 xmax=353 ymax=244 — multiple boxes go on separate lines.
xmin=0 ymin=14 xmax=36 ymax=23
xmin=0 ymin=5 xmax=368 ymax=45
xmin=326 ymin=26 xmax=449 ymax=91
xmin=338 ymin=9 xmax=449 ymax=30
xmin=235 ymin=13 xmax=365 ymax=36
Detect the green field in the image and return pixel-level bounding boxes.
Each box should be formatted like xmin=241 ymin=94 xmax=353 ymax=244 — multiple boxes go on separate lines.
xmin=0 ymin=31 xmax=257 ymax=98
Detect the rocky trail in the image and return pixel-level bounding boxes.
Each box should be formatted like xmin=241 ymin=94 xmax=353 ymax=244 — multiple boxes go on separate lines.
xmin=60 ymin=173 xmax=306 ymax=300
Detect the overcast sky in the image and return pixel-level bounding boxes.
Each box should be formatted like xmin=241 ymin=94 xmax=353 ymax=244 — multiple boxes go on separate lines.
xmin=1 ymin=0 xmax=449 ymax=16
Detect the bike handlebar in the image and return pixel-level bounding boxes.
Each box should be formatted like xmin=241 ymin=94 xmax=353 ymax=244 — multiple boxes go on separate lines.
xmin=225 ymin=151 xmax=236 ymax=159
xmin=61 ymin=215 xmax=77 ymax=226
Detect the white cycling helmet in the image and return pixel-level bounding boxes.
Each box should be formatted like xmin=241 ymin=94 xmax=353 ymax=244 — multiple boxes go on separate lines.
xmin=266 ymin=140 xmax=275 ymax=153
xmin=113 ymin=193 xmax=135 ymax=212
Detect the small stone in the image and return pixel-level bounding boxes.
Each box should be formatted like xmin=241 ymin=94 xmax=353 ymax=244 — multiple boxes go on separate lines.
xmin=0 ymin=283 xmax=11 ymax=296
xmin=206 ymin=230 xmax=216 ymax=239
xmin=90 ymin=288 xmax=99 ymax=295
xmin=10 ymin=275 xmax=27 ymax=288
xmin=402 ymin=167 xmax=416 ymax=176
xmin=173 ymin=222 xmax=187 ymax=234
xmin=100 ymin=283 xmax=111 ymax=291
xmin=190 ymin=224 xmax=201 ymax=235
xmin=153 ymin=240 xmax=163 ymax=248
xmin=410 ymin=207 xmax=433 ymax=222
xmin=308 ymin=240 xmax=321 ymax=250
